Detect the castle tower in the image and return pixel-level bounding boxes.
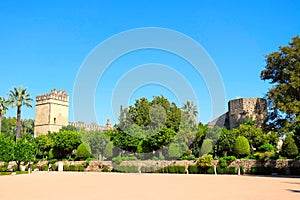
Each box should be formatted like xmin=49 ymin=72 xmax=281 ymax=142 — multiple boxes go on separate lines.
xmin=228 ymin=98 xmax=267 ymax=129
xmin=34 ymin=89 xmax=69 ymax=137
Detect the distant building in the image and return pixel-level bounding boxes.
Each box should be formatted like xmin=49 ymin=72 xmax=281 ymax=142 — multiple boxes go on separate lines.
xmin=208 ymin=98 xmax=267 ymax=129
xmin=34 ymin=89 xmax=112 ymax=137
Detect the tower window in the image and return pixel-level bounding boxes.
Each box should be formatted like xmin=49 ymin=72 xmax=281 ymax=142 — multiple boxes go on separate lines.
xmin=54 ymin=118 xmax=56 ymax=124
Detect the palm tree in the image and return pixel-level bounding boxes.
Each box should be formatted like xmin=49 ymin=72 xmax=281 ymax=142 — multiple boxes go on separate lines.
xmin=182 ymin=101 xmax=199 ymax=126
xmin=0 ymin=96 xmax=9 ymax=133
xmin=8 ymin=86 xmax=33 ymax=140
xmin=182 ymin=101 xmax=199 ymax=117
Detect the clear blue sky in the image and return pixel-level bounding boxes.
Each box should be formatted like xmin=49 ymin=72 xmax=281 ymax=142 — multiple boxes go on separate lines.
xmin=1 ymin=0 xmax=299 ymax=125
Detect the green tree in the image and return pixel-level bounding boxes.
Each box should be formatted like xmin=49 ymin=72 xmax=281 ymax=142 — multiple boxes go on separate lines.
xmin=215 ymin=128 xmax=237 ymax=156
xmin=0 ymin=117 xmax=16 ymax=137
xmin=34 ymin=134 xmax=53 ymax=159
xmin=76 ymin=143 xmax=92 ymax=160
xmin=104 ymin=141 xmax=114 ymax=159
xmin=14 ymin=134 xmax=35 ymax=166
xmin=282 ymin=135 xmax=298 ymax=158
xmin=168 ymin=142 xmax=182 ymax=159
xmin=8 ymin=86 xmax=33 ymax=140
xmin=260 ymin=36 xmax=300 ymax=130
xmin=233 ymin=136 xmax=250 ymax=158
xmin=200 ymin=138 xmax=213 ymax=156
xmin=52 ymin=130 xmax=81 ymax=159
xmin=233 ymin=124 xmax=265 ymax=149
xmin=0 ymin=97 xmax=9 ymax=133
xmin=0 ymin=134 xmax=15 ymax=162
xmin=182 ymin=101 xmax=198 ymax=125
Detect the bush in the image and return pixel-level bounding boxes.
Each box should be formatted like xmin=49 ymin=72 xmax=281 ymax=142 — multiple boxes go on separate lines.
xmin=76 ymin=143 xmax=92 ymax=160
xmin=68 ymin=165 xmax=77 ymax=171
xmin=219 ymin=158 xmax=228 ymax=168
xmin=270 ymin=153 xmax=280 ymax=160
xmin=168 ymin=143 xmax=182 ymax=159
xmin=250 ymin=166 xmax=274 ymax=175
xmin=188 ymin=165 xmax=199 ymax=174
xmin=103 ymin=165 xmax=110 ymax=172
xmin=248 ymin=152 xmax=264 ymax=160
xmin=197 ymin=154 xmax=213 ymax=168
xmin=41 ymin=164 xmax=48 ymax=171
xmin=282 ymin=135 xmax=299 ymax=158
xmin=112 ymin=155 xmax=122 ymax=164
xmin=222 ymin=156 xmax=236 ymax=163
xmin=216 ymin=166 xmax=226 ymax=174
xmin=63 ymin=165 xmax=69 ymax=171
xmin=0 ymin=162 xmax=8 ymax=172
xmin=227 ymin=166 xmax=237 ymax=174
xmin=165 ymin=165 xmax=186 ymax=174
xmin=206 ymin=166 xmax=215 ymax=174
xmin=152 ymin=156 xmax=159 ymax=161
xmin=77 ymin=164 xmax=85 ymax=172
xmin=104 ymin=142 xmax=114 ymax=159
xmin=51 ymin=164 xmax=57 ymax=171
xmin=113 ymin=165 xmax=139 ymax=173
xmin=233 ymin=136 xmax=250 ymax=158
xmin=258 ymin=144 xmax=275 ymax=152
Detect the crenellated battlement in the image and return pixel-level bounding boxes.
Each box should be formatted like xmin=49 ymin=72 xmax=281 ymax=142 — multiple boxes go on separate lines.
xmin=69 ymin=119 xmax=112 ymax=132
xmin=36 ymin=88 xmax=69 ymax=103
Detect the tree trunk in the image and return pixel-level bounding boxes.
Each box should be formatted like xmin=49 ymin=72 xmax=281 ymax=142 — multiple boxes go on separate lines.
xmin=16 ymin=106 xmax=21 ymax=140
xmin=0 ymin=114 xmax=2 ymax=133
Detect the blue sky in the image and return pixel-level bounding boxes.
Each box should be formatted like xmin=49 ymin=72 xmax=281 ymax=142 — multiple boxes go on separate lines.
xmin=0 ymin=0 xmax=299 ymax=125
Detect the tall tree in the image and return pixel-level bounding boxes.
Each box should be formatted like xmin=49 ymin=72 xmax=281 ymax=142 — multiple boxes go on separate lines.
xmin=8 ymin=86 xmax=33 ymax=140
xmin=260 ymin=36 xmax=300 ymax=131
xmin=0 ymin=97 xmax=9 ymax=133
xmin=182 ymin=101 xmax=198 ymax=117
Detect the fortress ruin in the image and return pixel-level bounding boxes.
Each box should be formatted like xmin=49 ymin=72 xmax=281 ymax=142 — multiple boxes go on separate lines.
xmin=208 ymin=98 xmax=267 ymax=129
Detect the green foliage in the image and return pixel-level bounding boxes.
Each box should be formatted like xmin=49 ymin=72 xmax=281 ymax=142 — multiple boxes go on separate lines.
xmin=282 ymin=135 xmax=299 ymax=158
xmin=51 ymin=164 xmax=57 ymax=171
xmin=112 ymin=155 xmax=122 ymax=164
xmin=188 ymin=165 xmax=199 ymax=174
xmin=0 ymin=134 xmax=15 ymax=162
xmin=168 ymin=142 xmax=182 ymax=159
xmin=227 ymin=166 xmax=237 ymax=174
xmin=233 ymin=136 xmax=250 ymax=158
xmin=60 ymin=125 xmax=78 ymax=132
xmin=104 ymin=142 xmax=114 ymax=159
xmin=34 ymin=134 xmax=52 ymax=159
xmin=219 ymin=158 xmax=228 ymax=168
xmin=41 ymin=164 xmax=48 ymax=171
xmin=197 ymin=154 xmax=213 ymax=168
xmin=258 ymin=143 xmax=275 ymax=152
xmin=113 ymin=165 xmax=139 ymax=173
xmin=52 ymin=130 xmax=81 ymax=159
xmin=215 ymin=128 xmax=237 ymax=157
xmin=0 ymin=162 xmax=8 ymax=172
xmin=200 ymin=139 xmax=213 ymax=156
xmin=251 ymin=166 xmax=274 ymax=175
xmin=261 ymin=36 xmax=300 ymax=130
xmin=14 ymin=134 xmax=34 ymax=165
xmin=76 ymin=143 xmax=92 ymax=160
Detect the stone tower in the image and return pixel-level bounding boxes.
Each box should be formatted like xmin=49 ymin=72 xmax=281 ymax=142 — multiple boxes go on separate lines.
xmin=228 ymin=98 xmax=267 ymax=129
xmin=34 ymin=89 xmax=69 ymax=137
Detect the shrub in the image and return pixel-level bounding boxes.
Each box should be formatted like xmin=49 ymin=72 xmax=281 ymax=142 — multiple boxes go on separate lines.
xmin=282 ymin=135 xmax=299 ymax=158
xmin=122 ymin=155 xmax=138 ymax=161
xmin=270 ymin=153 xmax=280 ymax=160
xmin=168 ymin=143 xmax=182 ymax=159
xmin=63 ymin=165 xmax=69 ymax=171
xmin=188 ymin=165 xmax=199 ymax=174
xmin=197 ymin=154 xmax=213 ymax=168
xmin=77 ymin=164 xmax=85 ymax=172
xmin=250 ymin=166 xmax=274 ymax=175
xmin=216 ymin=166 xmax=226 ymax=174
xmin=222 ymin=156 xmax=236 ymax=163
xmin=104 ymin=142 xmax=114 ymax=159
xmin=227 ymin=166 xmax=237 ymax=174
xmin=41 ymin=164 xmax=48 ymax=171
xmin=258 ymin=144 xmax=275 ymax=152
xmin=219 ymin=158 xmax=228 ymax=168
xmin=103 ymin=165 xmax=109 ymax=172
xmin=51 ymin=164 xmax=57 ymax=171
xmin=0 ymin=162 xmax=8 ymax=172
xmin=76 ymin=143 xmax=92 ymax=160
xmin=200 ymin=139 xmax=213 ymax=156
xmin=68 ymin=165 xmax=77 ymax=171
xmin=152 ymin=156 xmax=159 ymax=161
xmin=233 ymin=136 xmax=250 ymax=158
xmin=112 ymin=155 xmax=122 ymax=164
xmin=206 ymin=166 xmax=215 ymax=174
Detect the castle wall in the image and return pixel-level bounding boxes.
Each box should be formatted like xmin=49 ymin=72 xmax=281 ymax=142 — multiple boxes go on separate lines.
xmin=228 ymin=98 xmax=267 ymax=129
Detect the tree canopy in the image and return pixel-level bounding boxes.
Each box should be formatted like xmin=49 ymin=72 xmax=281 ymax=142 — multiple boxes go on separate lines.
xmin=261 ymin=36 xmax=300 ymax=131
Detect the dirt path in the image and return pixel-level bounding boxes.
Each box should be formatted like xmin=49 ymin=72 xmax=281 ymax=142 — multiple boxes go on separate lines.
xmin=0 ymin=172 xmax=299 ymax=200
